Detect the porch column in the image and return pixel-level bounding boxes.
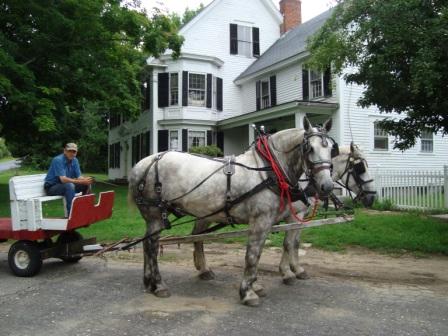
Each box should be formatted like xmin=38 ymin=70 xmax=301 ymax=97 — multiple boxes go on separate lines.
xmin=295 ymin=110 xmax=306 ymax=129
xmin=248 ymin=124 xmax=255 ymax=145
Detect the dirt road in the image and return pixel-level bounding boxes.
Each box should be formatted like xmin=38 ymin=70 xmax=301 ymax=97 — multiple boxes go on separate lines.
xmin=0 ymin=243 xmax=447 ymax=336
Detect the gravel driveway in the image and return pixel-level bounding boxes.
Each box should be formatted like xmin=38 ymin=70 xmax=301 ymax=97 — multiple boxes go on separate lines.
xmin=0 ymin=243 xmax=447 ymax=336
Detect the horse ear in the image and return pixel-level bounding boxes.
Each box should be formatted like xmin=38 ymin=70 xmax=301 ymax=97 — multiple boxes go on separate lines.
xmin=303 ymin=117 xmax=312 ymax=133
xmin=323 ymin=118 xmax=332 ymax=133
xmin=350 ymin=141 xmax=355 ymax=154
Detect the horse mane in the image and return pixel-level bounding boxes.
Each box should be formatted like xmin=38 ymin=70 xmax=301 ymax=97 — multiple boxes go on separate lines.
xmin=268 ymin=128 xmax=306 ymax=153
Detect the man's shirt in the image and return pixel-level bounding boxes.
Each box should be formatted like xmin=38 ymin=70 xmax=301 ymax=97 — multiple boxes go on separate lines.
xmin=44 ymin=154 xmax=81 ymax=186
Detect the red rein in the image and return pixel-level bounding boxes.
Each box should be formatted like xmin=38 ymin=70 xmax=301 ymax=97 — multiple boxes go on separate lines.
xmin=256 ymin=136 xmax=318 ymax=223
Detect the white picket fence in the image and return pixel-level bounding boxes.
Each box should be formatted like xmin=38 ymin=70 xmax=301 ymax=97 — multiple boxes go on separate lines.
xmin=373 ymin=166 xmax=448 ymax=210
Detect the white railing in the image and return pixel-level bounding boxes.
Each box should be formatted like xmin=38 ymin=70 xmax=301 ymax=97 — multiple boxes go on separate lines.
xmin=373 ymin=166 xmax=448 ymax=210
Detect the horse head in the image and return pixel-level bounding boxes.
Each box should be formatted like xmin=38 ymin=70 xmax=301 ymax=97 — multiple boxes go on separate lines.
xmin=333 ymin=142 xmax=376 ymax=207
xmin=267 ymin=117 xmax=335 ymax=197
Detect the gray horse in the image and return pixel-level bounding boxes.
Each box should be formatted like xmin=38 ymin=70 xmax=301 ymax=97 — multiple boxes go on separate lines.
xmin=128 ymin=117 xmax=335 ymax=306
xmin=192 ymin=142 xmax=376 ymax=291
xmin=278 ymin=142 xmax=376 ymax=284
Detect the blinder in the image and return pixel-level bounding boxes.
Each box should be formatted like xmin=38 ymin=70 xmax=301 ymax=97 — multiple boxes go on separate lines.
xmin=331 ymin=142 xmax=339 ymax=158
xmin=353 ymin=160 xmax=366 ymax=175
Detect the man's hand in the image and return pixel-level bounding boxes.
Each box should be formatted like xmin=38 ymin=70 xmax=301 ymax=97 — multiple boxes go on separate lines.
xmin=79 ymin=176 xmax=94 ymax=185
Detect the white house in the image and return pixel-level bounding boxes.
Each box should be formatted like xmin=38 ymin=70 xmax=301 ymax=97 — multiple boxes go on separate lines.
xmin=108 ymin=0 xmax=448 ymax=181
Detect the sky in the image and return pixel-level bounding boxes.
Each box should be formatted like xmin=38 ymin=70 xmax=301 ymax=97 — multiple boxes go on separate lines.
xmin=142 ymin=0 xmax=335 ymax=23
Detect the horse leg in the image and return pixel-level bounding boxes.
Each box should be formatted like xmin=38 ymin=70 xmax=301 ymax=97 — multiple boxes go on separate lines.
xmin=142 ymin=224 xmax=170 ymax=298
xmin=192 ymin=220 xmax=215 ymax=280
xmin=240 ymin=216 xmax=272 ymax=307
xmin=279 ymin=228 xmax=299 ymax=285
xmin=288 ymin=228 xmax=309 ymax=280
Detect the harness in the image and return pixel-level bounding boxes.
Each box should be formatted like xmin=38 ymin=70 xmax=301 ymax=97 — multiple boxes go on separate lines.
xmin=133 ymin=130 xmax=338 ymax=232
xmin=335 ymin=153 xmax=377 ymax=204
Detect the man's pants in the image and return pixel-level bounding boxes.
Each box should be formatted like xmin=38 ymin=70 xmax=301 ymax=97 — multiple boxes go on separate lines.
xmin=46 ymin=183 xmax=89 ymax=216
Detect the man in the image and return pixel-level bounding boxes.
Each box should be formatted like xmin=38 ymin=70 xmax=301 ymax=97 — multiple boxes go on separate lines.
xmin=44 ymin=143 xmax=93 ymax=216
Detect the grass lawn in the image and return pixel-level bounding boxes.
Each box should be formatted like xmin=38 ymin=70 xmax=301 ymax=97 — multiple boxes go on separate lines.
xmin=0 ymin=156 xmax=14 ymax=163
xmin=1 ymin=168 xmax=447 ymax=255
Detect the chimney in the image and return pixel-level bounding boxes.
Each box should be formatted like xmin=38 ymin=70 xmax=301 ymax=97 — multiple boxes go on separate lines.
xmin=279 ymin=0 xmax=302 ymax=34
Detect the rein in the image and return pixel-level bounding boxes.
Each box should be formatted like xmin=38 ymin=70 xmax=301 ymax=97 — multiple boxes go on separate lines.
xmin=256 ymin=134 xmax=319 ymax=223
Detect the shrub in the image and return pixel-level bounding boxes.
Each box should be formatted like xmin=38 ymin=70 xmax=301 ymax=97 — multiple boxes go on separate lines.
xmin=372 ymin=198 xmax=395 ymax=211
xmin=0 ymin=138 xmax=11 ymax=159
xmin=189 ymin=145 xmax=223 ymax=157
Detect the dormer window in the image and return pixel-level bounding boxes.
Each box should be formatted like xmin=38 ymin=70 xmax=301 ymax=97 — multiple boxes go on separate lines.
xmin=230 ymin=24 xmax=260 ymax=57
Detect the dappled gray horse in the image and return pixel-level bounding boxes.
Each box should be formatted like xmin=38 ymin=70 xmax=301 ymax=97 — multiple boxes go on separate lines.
xmin=128 ymin=117 xmax=335 ymax=306
xmin=278 ymin=142 xmax=377 ymax=284
xmin=192 ymin=142 xmax=376 ymax=291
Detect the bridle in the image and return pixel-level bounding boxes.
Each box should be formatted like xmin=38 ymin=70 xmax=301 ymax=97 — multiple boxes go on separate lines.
xmin=336 ymin=153 xmax=377 ymax=203
xmin=301 ymin=131 xmax=340 ymax=178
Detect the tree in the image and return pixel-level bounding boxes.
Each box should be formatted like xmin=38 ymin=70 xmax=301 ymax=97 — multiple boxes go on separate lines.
xmin=170 ymin=3 xmax=205 ymax=29
xmin=0 ymin=0 xmax=183 ymax=169
xmin=308 ymin=0 xmax=448 ymax=150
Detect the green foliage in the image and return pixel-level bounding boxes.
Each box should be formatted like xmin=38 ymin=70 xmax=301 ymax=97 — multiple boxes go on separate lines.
xmin=0 ymin=0 xmax=183 ymax=170
xmin=189 ymin=145 xmax=223 ymax=157
xmin=170 ymin=3 xmax=205 ymax=29
xmin=308 ymin=0 xmax=448 ymax=150
xmin=0 ymin=138 xmax=11 ymax=159
xmin=372 ymin=198 xmax=395 ymax=211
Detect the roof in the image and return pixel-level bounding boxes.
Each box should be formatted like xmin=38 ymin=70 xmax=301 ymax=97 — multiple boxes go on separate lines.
xmin=235 ymin=8 xmax=335 ymax=82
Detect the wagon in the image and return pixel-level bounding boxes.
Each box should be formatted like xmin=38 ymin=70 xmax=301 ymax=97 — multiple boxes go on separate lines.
xmin=0 ymin=174 xmax=114 ymax=277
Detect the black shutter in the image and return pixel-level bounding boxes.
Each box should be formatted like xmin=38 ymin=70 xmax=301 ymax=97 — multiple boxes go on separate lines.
xmin=158 ymin=130 xmax=169 ymax=152
xmin=206 ymin=74 xmax=212 ymax=108
xmin=217 ymin=132 xmax=224 ymax=153
xmin=131 ymin=136 xmax=136 ymax=166
xmin=115 ymin=143 xmax=120 ymax=168
xmin=158 ymin=73 xmax=169 ymax=107
xmin=270 ymin=75 xmax=277 ymax=107
xmin=252 ymin=27 xmax=260 ymax=57
xmin=145 ymin=131 xmax=151 ymax=156
xmin=109 ymin=144 xmax=113 ymax=168
xmin=145 ymin=79 xmax=151 ymax=110
xmin=182 ymin=71 xmax=188 ymax=106
xmin=206 ymin=130 xmax=212 ymax=146
xmin=256 ymin=80 xmax=261 ymax=111
xmin=136 ymin=134 xmax=141 ymax=162
xmin=217 ymin=77 xmax=223 ymax=111
xmin=302 ymin=68 xmax=309 ymax=101
xmin=182 ymin=129 xmax=188 ymax=152
xmin=230 ymin=23 xmax=238 ymax=54
xmin=323 ymin=66 xmax=332 ymax=97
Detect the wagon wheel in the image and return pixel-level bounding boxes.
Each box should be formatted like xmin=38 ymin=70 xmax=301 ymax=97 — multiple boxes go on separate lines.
xmin=8 ymin=241 xmax=42 ymax=277
xmin=57 ymin=231 xmax=83 ymax=263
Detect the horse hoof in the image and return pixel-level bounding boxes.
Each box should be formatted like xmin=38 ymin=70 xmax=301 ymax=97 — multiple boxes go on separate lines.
xmin=154 ymin=288 xmax=171 ymax=298
xmin=242 ymin=290 xmax=260 ymax=307
xmin=199 ymin=270 xmax=215 ymax=280
xmin=282 ymin=276 xmax=297 ymax=286
xmin=296 ymin=271 xmax=310 ymax=280
xmin=252 ymin=283 xmax=267 ymax=297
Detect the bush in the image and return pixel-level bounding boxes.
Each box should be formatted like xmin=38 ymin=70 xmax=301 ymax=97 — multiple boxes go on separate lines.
xmin=0 ymin=138 xmax=11 ymax=159
xmin=189 ymin=145 xmax=223 ymax=157
xmin=372 ymin=198 xmax=395 ymax=211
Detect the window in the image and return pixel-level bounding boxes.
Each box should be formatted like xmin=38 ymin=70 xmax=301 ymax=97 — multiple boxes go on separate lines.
xmin=188 ymin=73 xmax=206 ymax=107
xmin=132 ymin=131 xmax=150 ymax=165
xmin=374 ymin=121 xmax=389 ymax=150
xmin=261 ymin=80 xmax=270 ymax=109
xmin=170 ymin=73 xmax=178 ymax=106
xmin=169 ymin=130 xmax=179 ymax=150
xmin=302 ymin=67 xmax=332 ymax=100
xmin=230 ymin=24 xmax=259 ymax=57
xmin=188 ymin=130 xmax=206 ymax=149
xmin=109 ymin=142 xmax=120 ymax=169
xmin=421 ymin=130 xmax=433 ymax=153
xmin=237 ymin=25 xmax=252 ymax=57
xmin=310 ymin=70 xmax=323 ymax=99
